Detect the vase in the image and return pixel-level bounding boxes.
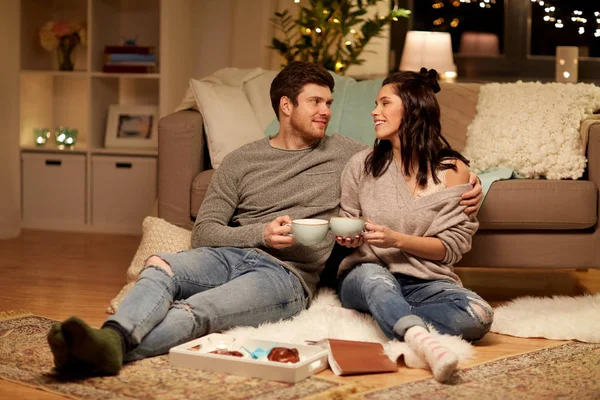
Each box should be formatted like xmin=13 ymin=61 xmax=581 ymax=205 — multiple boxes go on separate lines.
xmin=57 ymin=37 xmax=76 ymax=71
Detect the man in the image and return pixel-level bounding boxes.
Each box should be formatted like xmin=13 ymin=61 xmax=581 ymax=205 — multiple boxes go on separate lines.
xmin=47 ymin=61 xmax=482 ymax=376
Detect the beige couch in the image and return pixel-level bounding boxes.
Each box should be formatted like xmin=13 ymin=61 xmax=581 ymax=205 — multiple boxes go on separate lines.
xmin=157 ymin=82 xmax=599 ymax=270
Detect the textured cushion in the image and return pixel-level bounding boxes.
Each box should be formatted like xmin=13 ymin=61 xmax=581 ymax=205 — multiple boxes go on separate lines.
xmin=478 ymin=180 xmax=598 ymax=229
xmin=462 ymin=82 xmax=600 ymax=179
xmin=107 ymin=217 xmax=192 ymax=314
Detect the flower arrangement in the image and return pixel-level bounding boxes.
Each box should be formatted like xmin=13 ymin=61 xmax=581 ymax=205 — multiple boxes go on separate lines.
xmin=270 ymin=0 xmax=410 ymax=75
xmin=39 ymin=21 xmax=87 ymax=71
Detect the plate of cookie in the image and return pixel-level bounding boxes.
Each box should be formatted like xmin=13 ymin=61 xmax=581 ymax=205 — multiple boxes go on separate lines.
xmin=169 ymin=333 xmax=329 ymax=383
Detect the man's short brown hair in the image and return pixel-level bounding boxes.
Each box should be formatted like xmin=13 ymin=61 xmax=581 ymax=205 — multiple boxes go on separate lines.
xmin=270 ymin=61 xmax=335 ymax=120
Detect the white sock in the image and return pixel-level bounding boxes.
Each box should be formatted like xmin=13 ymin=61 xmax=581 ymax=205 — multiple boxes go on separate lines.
xmin=404 ymin=325 xmax=458 ymax=382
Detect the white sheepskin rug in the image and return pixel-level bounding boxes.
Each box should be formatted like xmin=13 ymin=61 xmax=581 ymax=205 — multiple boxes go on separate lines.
xmin=490 ymin=293 xmax=600 ymax=343
xmin=224 ymin=288 xmax=474 ymax=371
xmin=462 ymin=81 xmax=600 ymax=179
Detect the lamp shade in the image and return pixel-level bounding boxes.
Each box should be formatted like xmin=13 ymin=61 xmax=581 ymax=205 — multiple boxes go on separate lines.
xmin=399 ymin=31 xmax=456 ymax=75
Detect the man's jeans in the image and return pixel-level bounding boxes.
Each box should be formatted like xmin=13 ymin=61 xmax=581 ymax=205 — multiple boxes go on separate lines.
xmin=105 ymin=247 xmax=308 ymax=362
xmin=338 ymin=263 xmax=493 ymax=342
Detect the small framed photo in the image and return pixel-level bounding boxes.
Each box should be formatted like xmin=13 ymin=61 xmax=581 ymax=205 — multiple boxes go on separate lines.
xmin=104 ymin=104 xmax=158 ymax=149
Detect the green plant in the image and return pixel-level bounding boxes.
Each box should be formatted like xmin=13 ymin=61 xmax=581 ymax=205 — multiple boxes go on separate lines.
xmin=270 ymin=0 xmax=410 ymax=74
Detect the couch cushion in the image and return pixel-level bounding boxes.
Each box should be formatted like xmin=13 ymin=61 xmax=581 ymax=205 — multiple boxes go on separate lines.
xmin=462 ymin=82 xmax=600 ymax=180
xmin=478 ymin=180 xmax=597 ymax=229
xmin=191 ymin=169 xmax=216 ymax=218
xmin=437 ymin=82 xmax=481 ymax=152
xmin=188 ymin=68 xmax=266 ymax=169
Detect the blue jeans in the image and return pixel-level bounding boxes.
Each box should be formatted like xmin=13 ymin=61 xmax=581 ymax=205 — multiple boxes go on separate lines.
xmin=338 ymin=263 xmax=493 ymax=342
xmin=105 ymin=247 xmax=308 ymax=362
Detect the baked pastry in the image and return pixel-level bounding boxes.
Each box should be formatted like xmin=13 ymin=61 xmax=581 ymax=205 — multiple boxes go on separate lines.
xmin=267 ymin=347 xmax=300 ymax=363
xmin=209 ymin=349 xmax=244 ymax=357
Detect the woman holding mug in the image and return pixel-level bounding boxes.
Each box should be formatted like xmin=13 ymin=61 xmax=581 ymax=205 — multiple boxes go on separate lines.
xmin=335 ymin=68 xmax=493 ymax=382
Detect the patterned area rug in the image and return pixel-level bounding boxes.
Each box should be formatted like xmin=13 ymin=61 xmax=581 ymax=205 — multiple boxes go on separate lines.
xmin=0 ymin=312 xmax=343 ymax=399
xmin=1 ymin=311 xmax=599 ymax=399
xmin=362 ymin=342 xmax=600 ymax=399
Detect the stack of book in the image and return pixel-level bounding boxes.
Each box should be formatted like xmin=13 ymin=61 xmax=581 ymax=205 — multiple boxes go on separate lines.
xmin=103 ymin=45 xmax=158 ymax=73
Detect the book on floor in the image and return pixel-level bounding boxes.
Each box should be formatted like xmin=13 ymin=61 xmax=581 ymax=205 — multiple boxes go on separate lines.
xmin=326 ymin=338 xmax=398 ymax=376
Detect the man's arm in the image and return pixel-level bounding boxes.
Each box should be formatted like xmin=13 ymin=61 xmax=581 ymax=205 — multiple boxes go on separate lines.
xmin=191 ymin=156 xmax=265 ymax=249
xmin=461 ymin=172 xmax=483 ymax=217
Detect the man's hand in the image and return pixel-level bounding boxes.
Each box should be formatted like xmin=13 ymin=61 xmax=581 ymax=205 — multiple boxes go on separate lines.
xmin=264 ymin=216 xmax=295 ymax=249
xmin=461 ymin=172 xmax=483 ymax=218
xmin=335 ymin=234 xmax=364 ymax=248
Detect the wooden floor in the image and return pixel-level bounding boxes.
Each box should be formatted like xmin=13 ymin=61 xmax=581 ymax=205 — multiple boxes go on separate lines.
xmin=1 ymin=229 xmax=598 ymax=399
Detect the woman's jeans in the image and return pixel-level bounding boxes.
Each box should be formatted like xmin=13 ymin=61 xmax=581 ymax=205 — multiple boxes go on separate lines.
xmin=338 ymin=263 xmax=493 ymax=342
xmin=105 ymin=247 xmax=308 ymax=362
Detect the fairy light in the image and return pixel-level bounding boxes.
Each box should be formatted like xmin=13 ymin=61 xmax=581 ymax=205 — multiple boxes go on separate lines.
xmin=315 ymin=27 xmax=322 ymax=33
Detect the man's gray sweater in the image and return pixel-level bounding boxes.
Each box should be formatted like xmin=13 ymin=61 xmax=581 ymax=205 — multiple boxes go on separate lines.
xmin=192 ymin=134 xmax=365 ymax=299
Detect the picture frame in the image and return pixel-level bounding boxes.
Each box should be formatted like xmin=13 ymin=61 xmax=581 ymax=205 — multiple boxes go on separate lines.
xmin=104 ymin=104 xmax=158 ymax=149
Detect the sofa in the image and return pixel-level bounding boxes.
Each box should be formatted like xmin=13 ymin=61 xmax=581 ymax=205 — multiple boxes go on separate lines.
xmin=157 ymin=72 xmax=599 ymax=271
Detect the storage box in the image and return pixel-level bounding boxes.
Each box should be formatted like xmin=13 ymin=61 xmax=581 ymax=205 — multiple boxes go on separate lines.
xmin=21 ymin=152 xmax=86 ymax=229
xmin=91 ymin=155 xmax=157 ymax=234
xmin=169 ymin=333 xmax=329 ymax=383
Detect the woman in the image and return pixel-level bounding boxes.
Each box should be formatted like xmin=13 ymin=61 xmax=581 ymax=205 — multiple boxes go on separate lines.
xmin=335 ymin=68 xmax=493 ymax=382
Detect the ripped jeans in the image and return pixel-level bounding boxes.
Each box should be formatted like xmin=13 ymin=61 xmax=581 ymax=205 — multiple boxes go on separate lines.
xmin=105 ymin=247 xmax=308 ymax=362
xmin=338 ymin=263 xmax=493 ymax=342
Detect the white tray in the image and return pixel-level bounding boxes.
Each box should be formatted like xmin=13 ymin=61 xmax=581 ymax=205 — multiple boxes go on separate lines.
xmin=169 ymin=333 xmax=329 ymax=383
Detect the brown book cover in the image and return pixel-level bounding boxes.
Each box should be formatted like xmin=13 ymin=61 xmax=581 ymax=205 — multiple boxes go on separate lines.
xmin=102 ymin=64 xmax=158 ymax=74
xmin=327 ymin=339 xmax=398 ymax=376
xmin=104 ymin=45 xmax=156 ymax=54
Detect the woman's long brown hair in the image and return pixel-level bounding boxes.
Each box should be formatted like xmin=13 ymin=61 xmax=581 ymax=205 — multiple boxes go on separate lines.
xmin=364 ymin=68 xmax=469 ymax=187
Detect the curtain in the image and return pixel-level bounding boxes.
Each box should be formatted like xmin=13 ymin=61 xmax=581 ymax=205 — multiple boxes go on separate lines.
xmin=0 ymin=1 xmax=21 ymax=239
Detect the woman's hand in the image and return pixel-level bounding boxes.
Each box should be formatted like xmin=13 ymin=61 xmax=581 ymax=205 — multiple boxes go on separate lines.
xmin=363 ymin=220 xmax=402 ymax=249
xmin=335 ymin=235 xmax=364 ymax=248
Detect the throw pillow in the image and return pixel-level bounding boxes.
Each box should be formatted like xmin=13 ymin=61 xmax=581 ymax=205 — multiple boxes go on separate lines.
xmin=107 ymin=216 xmax=192 ymax=314
xmin=462 ymin=81 xmax=600 ymax=179
xmin=189 ymin=68 xmax=266 ymax=169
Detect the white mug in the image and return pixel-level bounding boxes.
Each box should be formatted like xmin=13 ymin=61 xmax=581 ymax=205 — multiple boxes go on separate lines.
xmin=330 ymin=217 xmax=366 ymax=238
xmin=286 ymin=219 xmax=329 ymax=245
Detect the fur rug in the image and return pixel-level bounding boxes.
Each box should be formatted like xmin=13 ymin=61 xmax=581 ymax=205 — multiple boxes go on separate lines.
xmin=224 ymin=288 xmax=474 ymax=371
xmin=490 ymin=293 xmax=600 ymax=343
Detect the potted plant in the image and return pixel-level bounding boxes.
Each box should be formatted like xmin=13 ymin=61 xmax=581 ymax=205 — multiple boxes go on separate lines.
xmin=270 ymin=0 xmax=410 ymax=74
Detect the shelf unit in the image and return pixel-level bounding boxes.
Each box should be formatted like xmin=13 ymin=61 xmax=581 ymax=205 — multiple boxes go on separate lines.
xmin=18 ymin=0 xmax=192 ymax=234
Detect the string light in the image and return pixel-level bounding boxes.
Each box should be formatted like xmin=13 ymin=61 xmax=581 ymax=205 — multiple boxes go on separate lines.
xmin=532 ymin=0 xmax=600 ymax=37
xmin=430 ymin=0 xmax=496 ymax=30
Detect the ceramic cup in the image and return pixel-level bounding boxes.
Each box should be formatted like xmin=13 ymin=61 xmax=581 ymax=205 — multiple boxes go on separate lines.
xmin=288 ymin=219 xmax=330 ymax=245
xmin=330 ymin=217 xmax=366 ymax=238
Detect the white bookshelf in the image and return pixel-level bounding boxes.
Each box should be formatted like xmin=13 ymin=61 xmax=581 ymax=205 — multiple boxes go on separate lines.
xmin=18 ymin=0 xmax=193 ymax=234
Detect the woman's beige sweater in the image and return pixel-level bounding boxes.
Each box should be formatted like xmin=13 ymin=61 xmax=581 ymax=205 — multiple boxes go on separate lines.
xmin=338 ymin=148 xmax=479 ymax=286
